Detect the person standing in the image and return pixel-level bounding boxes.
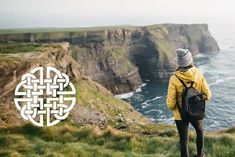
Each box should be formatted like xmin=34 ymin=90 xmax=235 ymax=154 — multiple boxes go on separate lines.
xmin=166 ymin=48 xmax=211 ymax=157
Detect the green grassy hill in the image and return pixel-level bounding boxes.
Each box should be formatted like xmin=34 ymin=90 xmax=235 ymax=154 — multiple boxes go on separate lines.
xmin=0 ymin=123 xmax=234 ymax=157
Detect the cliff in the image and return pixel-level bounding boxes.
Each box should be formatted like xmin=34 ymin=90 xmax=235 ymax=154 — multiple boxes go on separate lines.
xmin=0 ymin=24 xmax=219 ymax=94
xmin=0 ymin=43 xmax=149 ymax=129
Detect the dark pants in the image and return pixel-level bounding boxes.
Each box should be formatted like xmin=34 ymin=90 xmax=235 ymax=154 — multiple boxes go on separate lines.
xmin=175 ymin=119 xmax=204 ymax=157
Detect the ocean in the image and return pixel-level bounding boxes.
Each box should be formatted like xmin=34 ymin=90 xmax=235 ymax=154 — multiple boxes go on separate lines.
xmin=116 ymin=38 xmax=235 ymax=130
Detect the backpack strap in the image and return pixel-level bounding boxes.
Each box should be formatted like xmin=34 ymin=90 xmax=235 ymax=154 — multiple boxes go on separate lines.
xmin=174 ymin=75 xmax=184 ymax=112
xmin=174 ymin=75 xmax=187 ymax=88
xmin=189 ymin=82 xmax=194 ymax=87
xmin=175 ymin=75 xmax=195 ymax=88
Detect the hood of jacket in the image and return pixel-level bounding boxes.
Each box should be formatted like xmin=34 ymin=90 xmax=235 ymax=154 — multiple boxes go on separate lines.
xmin=174 ymin=66 xmax=202 ymax=85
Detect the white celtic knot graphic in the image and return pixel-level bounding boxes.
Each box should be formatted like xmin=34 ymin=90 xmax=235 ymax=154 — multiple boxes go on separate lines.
xmin=14 ymin=67 xmax=76 ymax=127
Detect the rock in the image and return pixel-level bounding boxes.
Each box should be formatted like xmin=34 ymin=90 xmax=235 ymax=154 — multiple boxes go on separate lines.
xmin=116 ymin=113 xmax=125 ymax=122
xmin=118 ymin=113 xmax=123 ymax=117
xmin=116 ymin=124 xmax=128 ymax=130
xmin=159 ymin=129 xmax=177 ymax=137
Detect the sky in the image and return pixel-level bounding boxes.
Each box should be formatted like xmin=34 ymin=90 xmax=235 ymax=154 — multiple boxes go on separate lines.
xmin=0 ymin=0 xmax=235 ymax=38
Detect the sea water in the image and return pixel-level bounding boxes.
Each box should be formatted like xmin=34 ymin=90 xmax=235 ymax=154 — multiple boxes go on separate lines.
xmin=119 ymin=38 xmax=235 ymax=130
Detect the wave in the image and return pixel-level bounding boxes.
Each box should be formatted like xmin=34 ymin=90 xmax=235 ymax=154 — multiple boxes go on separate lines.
xmin=225 ymin=77 xmax=235 ymax=80
xmin=135 ymin=88 xmax=142 ymax=93
xmin=141 ymin=96 xmax=162 ymax=107
xmin=135 ymin=83 xmax=147 ymax=93
xmin=141 ymin=101 xmax=150 ymax=109
xmin=115 ymin=83 xmax=147 ymax=99
xmin=152 ymin=96 xmax=162 ymax=101
xmin=194 ymin=53 xmax=207 ymax=59
xmin=148 ymin=117 xmax=156 ymax=122
xmin=140 ymin=83 xmax=147 ymax=88
xmin=143 ymin=79 xmax=150 ymax=82
xmin=209 ymin=79 xmax=224 ymax=86
xmin=165 ymin=117 xmax=175 ymax=124
xmin=144 ymin=109 xmax=163 ymax=114
xmin=115 ymin=92 xmax=134 ymax=99
xmin=209 ymin=77 xmax=235 ymax=87
xmin=140 ymin=96 xmax=162 ymax=109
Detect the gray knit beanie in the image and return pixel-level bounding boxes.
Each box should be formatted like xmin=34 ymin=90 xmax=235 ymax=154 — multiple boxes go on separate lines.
xmin=176 ymin=48 xmax=193 ymax=67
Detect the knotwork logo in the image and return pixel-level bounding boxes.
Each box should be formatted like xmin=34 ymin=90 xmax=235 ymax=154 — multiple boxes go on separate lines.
xmin=14 ymin=67 xmax=76 ymax=127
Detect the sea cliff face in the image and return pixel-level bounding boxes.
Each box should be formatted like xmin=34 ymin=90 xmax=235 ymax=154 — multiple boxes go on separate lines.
xmin=0 ymin=24 xmax=219 ymax=94
xmin=0 ymin=43 xmax=149 ymax=128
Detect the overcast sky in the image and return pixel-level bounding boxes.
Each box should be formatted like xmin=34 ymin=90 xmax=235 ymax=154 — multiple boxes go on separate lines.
xmin=1 ymin=0 xmax=235 ymax=37
xmin=1 ymin=0 xmax=235 ymax=15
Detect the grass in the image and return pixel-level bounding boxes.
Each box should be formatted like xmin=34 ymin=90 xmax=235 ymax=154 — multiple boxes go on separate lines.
xmin=108 ymin=47 xmax=136 ymax=75
xmin=0 ymin=43 xmax=41 ymax=54
xmin=0 ymin=25 xmax=136 ymax=35
xmin=0 ymin=123 xmax=234 ymax=157
xmin=75 ymin=78 xmax=149 ymax=127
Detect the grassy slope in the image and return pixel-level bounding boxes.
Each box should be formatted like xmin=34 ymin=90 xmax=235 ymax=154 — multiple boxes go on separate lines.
xmin=0 ymin=123 xmax=234 ymax=157
xmin=0 ymin=77 xmax=234 ymax=157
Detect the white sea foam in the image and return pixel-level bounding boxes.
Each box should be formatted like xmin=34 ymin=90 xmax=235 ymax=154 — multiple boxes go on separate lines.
xmin=209 ymin=77 xmax=235 ymax=87
xmin=144 ymin=109 xmax=163 ymax=114
xmin=135 ymin=83 xmax=148 ymax=93
xmin=143 ymin=79 xmax=150 ymax=82
xmin=135 ymin=87 xmax=142 ymax=93
xmin=141 ymin=101 xmax=150 ymax=109
xmin=194 ymin=53 xmax=207 ymax=59
xmin=141 ymin=96 xmax=162 ymax=106
xmin=152 ymin=96 xmax=162 ymax=101
xmin=148 ymin=117 xmax=156 ymax=122
xmin=141 ymin=105 xmax=147 ymax=109
xmin=165 ymin=117 xmax=175 ymax=124
xmin=209 ymin=79 xmax=224 ymax=86
xmin=115 ymin=83 xmax=147 ymax=99
xmin=140 ymin=83 xmax=147 ymax=88
xmin=115 ymin=92 xmax=134 ymax=99
xmin=208 ymin=121 xmax=220 ymax=129
xmin=225 ymin=77 xmax=235 ymax=81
